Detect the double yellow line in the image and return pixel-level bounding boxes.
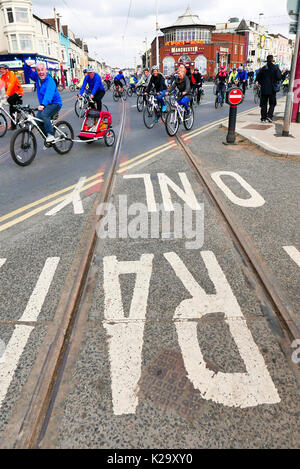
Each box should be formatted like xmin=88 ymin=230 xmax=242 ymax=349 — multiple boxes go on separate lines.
xmin=117 ymin=141 xmax=177 ymax=174
xmin=0 ymin=172 xmax=104 ymax=233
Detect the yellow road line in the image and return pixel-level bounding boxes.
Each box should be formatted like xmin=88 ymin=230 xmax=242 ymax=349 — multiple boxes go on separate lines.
xmin=0 ymin=178 xmax=104 ymax=233
xmin=117 ymin=144 xmax=177 ymax=174
xmin=0 ymin=172 xmax=104 ymax=223
xmin=118 ymin=141 xmax=175 ymax=168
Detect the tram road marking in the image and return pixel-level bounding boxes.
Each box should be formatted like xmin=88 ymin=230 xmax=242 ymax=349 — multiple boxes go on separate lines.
xmin=283 ymin=246 xmax=300 ymax=268
xmin=46 ymin=177 xmax=86 ymax=216
xmin=0 ymin=259 xmax=6 ymax=269
xmin=0 ymin=171 xmax=104 ymax=224
xmin=0 ymin=257 xmax=59 ymax=408
xmin=0 ymin=176 xmax=104 ymax=233
xmin=103 ymin=251 xmax=280 ymax=415
xmin=211 ymin=171 xmax=265 ymax=208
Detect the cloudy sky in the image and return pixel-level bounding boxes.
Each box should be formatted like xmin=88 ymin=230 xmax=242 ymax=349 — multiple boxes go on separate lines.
xmin=32 ymin=0 xmax=292 ymax=68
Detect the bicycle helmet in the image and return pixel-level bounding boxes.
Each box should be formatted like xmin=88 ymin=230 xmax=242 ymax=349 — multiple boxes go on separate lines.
xmin=87 ymin=66 xmax=95 ymax=73
xmin=0 ymin=63 xmax=9 ymax=69
xmin=83 ymin=68 xmax=88 ymax=73
xmin=151 ymin=65 xmax=159 ymax=72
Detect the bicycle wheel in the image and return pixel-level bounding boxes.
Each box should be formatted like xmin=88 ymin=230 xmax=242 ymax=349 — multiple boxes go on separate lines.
xmin=113 ymin=91 xmax=120 ymax=102
xmin=122 ymin=90 xmax=127 ymax=101
xmin=143 ymin=105 xmax=156 ymax=129
xmin=254 ymin=91 xmax=260 ymax=105
xmin=69 ymin=84 xmax=75 ymax=92
xmin=137 ymin=95 xmax=144 ymax=112
xmin=102 ymin=104 xmax=109 ymax=113
xmin=165 ymin=110 xmax=179 ymax=136
xmin=10 ymin=128 xmax=37 ymax=166
xmin=0 ymin=112 xmax=8 ymax=137
xmin=127 ymin=87 xmax=133 ymax=97
xmin=53 ymin=121 xmax=74 ymax=154
xmin=104 ymin=129 xmax=115 ymax=147
xmin=75 ymin=99 xmax=86 ymax=118
xmin=215 ymin=97 xmax=219 ymax=109
xmin=183 ymin=106 xmax=194 ymax=131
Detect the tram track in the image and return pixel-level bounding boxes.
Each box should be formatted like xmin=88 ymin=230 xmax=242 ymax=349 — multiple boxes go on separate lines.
xmin=175 ymin=133 xmax=300 ymax=343
xmin=8 ymin=101 xmax=127 ymax=449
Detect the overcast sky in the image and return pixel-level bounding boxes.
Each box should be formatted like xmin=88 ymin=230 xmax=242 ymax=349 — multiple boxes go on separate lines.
xmin=32 ymin=0 xmax=292 ymax=68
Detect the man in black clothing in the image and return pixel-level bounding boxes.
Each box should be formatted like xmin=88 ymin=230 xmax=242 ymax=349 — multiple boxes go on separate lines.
xmin=191 ymin=68 xmax=204 ymax=105
xmin=255 ymin=55 xmax=281 ymax=123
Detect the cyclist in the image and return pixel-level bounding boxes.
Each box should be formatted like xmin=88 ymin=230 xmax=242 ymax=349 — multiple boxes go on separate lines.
xmin=129 ymin=74 xmax=138 ymax=94
xmin=145 ymin=65 xmax=168 ymax=113
xmin=237 ymin=65 xmax=248 ymax=95
xmin=114 ymin=70 xmax=127 ymax=94
xmin=24 ymin=61 xmax=62 ymax=143
xmin=191 ymin=68 xmax=203 ymax=105
xmin=215 ymin=66 xmax=228 ymax=103
xmin=104 ymin=73 xmax=112 ymax=90
xmin=228 ymin=68 xmax=238 ymax=88
xmin=78 ymin=66 xmax=105 ymax=111
xmin=166 ymin=64 xmax=191 ymax=114
xmin=0 ymin=63 xmax=24 ymax=130
xmin=78 ymin=69 xmax=88 ymax=89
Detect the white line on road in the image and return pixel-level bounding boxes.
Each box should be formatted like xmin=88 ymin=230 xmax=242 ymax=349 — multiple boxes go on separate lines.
xmin=0 ymin=257 xmax=60 ymax=408
xmin=0 ymin=259 xmax=6 ymax=269
xmin=283 ymin=246 xmax=300 ymax=268
xmin=45 ymin=177 xmax=86 ymax=216
xmin=20 ymin=257 xmax=60 ymax=322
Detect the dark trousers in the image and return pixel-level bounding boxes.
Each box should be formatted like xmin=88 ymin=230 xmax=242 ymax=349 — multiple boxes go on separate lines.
xmin=192 ymin=84 xmax=202 ymax=103
xmin=7 ymin=93 xmax=22 ymax=128
xmin=92 ymin=90 xmax=105 ymax=112
xmin=260 ymin=94 xmax=277 ymax=119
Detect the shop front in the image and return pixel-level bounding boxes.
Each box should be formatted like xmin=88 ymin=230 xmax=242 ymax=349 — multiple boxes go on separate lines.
xmin=0 ymin=54 xmax=59 ymax=84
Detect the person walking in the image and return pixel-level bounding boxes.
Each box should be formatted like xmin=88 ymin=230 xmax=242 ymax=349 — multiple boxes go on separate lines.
xmin=255 ymin=55 xmax=282 ymax=123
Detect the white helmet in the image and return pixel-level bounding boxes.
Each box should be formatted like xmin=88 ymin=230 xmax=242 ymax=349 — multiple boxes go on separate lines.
xmin=87 ymin=66 xmax=95 ymax=73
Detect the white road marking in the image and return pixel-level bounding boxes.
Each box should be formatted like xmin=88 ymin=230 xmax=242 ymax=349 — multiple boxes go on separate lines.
xmin=0 ymin=259 xmax=6 ymax=269
xmin=164 ymin=251 xmax=280 ymax=408
xmin=20 ymin=257 xmax=60 ymax=322
xmin=0 ymin=257 xmax=60 ymax=408
xmin=123 ymin=174 xmax=157 ymax=212
xmin=131 ymin=105 xmax=137 ymax=108
xmin=158 ymin=172 xmax=201 ymax=212
xmin=283 ymin=246 xmax=300 ymax=268
xmin=103 ymin=254 xmax=154 ymax=415
xmin=211 ymin=171 xmax=265 ymax=207
xmin=45 ymin=177 xmax=86 ymax=216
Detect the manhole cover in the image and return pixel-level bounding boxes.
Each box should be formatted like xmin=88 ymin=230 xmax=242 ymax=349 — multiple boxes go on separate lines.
xmin=242 ymin=124 xmax=272 ymax=130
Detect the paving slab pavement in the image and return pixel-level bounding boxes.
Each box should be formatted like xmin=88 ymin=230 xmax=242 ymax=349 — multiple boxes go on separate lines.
xmin=222 ymin=98 xmax=300 ymax=157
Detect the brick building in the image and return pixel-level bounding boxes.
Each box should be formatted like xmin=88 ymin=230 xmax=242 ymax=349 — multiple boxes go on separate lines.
xmin=151 ymin=7 xmax=246 ymax=78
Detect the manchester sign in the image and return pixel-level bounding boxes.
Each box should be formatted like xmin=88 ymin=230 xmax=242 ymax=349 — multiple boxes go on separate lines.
xmin=165 ymin=40 xmax=205 ymax=46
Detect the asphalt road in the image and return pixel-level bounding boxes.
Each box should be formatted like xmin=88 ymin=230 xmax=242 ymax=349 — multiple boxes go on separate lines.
xmin=0 ymin=85 xmax=299 ymax=449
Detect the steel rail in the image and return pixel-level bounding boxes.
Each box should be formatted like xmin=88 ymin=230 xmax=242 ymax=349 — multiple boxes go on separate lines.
xmin=176 ymin=133 xmax=300 ymax=342
xmin=9 ymin=101 xmax=127 ymax=449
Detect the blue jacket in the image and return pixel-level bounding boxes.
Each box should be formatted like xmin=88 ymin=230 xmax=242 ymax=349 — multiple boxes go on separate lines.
xmin=237 ymin=70 xmax=247 ymax=81
xmin=80 ymin=73 xmax=104 ymax=95
xmin=114 ymin=73 xmax=126 ymax=84
xmin=24 ymin=63 xmax=62 ymax=106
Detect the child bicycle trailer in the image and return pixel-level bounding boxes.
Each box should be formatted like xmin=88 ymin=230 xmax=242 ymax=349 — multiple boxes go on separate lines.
xmin=78 ymin=109 xmax=115 ymax=146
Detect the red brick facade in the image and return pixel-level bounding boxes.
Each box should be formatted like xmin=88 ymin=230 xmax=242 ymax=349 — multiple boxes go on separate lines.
xmin=151 ymin=32 xmax=246 ymax=78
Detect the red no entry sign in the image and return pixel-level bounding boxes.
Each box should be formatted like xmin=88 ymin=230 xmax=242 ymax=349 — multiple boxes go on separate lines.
xmin=227 ymin=87 xmax=244 ymax=106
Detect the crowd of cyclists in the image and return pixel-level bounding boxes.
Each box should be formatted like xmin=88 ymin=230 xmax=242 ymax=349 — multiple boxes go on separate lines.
xmin=0 ymin=58 xmax=292 ymax=145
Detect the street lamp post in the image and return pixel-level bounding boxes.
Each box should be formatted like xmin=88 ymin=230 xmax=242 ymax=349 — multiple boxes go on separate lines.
xmin=282 ymin=2 xmax=300 ymax=135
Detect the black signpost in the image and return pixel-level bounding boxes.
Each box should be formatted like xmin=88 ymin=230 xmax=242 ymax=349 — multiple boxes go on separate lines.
xmin=224 ymin=87 xmax=244 ymax=145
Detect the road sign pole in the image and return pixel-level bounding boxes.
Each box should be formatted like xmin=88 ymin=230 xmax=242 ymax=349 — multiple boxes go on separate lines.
xmin=282 ymin=2 xmax=300 ymax=136
xmin=226 ymin=106 xmax=238 ymax=144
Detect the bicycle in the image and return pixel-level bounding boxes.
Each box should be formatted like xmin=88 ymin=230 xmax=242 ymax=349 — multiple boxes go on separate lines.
xmin=137 ymin=85 xmax=147 ymax=112
xmin=192 ymin=84 xmax=203 ymax=106
xmin=143 ymin=91 xmax=169 ymax=129
xmin=0 ymin=97 xmax=35 ymax=137
xmin=10 ymin=105 xmax=74 ymax=166
xmin=253 ymin=84 xmax=261 ymax=104
xmin=75 ymin=93 xmax=108 ymax=118
xmin=215 ymin=84 xmax=226 ymax=109
xmin=69 ymin=83 xmax=80 ymax=92
xmin=165 ymin=95 xmax=194 ymax=136
xmin=113 ymin=86 xmax=127 ymax=102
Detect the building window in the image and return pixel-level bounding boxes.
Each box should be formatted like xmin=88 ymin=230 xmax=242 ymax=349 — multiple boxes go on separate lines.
xmin=195 ymin=55 xmax=207 ymax=75
xmin=10 ymin=34 xmax=18 ymax=51
xmin=241 ymin=45 xmax=243 ymax=55
xmin=163 ymin=56 xmax=175 ymax=76
xmin=6 ymin=7 xmax=14 ymax=23
xmin=15 ymin=7 xmax=29 ymax=23
xmin=47 ymin=43 xmax=51 ymax=55
xmin=234 ymin=45 xmax=237 ymax=54
xmin=19 ymin=34 xmax=33 ymax=50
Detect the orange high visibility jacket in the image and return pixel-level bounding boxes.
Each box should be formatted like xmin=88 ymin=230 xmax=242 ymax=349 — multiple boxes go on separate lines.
xmin=0 ymin=70 xmax=24 ymax=97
